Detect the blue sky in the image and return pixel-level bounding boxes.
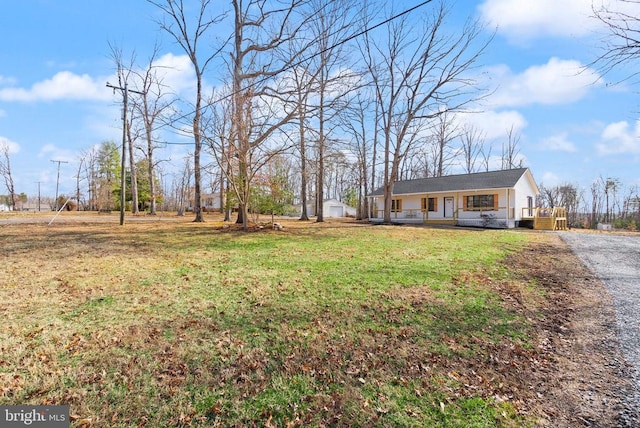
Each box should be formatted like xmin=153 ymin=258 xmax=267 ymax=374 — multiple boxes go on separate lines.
xmin=1 ymin=0 xmax=639 ymax=201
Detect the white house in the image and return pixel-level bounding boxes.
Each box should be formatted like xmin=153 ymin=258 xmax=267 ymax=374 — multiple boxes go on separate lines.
xmin=368 ymin=168 xmax=540 ymax=229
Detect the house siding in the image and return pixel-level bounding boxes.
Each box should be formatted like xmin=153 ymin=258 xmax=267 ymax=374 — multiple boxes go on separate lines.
xmin=514 ymin=174 xmax=536 ymax=221
xmin=368 ymin=169 xmax=540 ymax=229
xmin=456 ymin=190 xmax=511 ymax=228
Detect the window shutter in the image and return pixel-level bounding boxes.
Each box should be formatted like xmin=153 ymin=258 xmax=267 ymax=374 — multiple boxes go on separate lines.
xmin=434 ymin=197 xmax=438 ymax=212
xmin=493 ymin=194 xmax=499 ymax=210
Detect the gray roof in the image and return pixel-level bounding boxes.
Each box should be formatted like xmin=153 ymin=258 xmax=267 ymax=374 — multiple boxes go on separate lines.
xmin=369 ymin=168 xmax=532 ymax=196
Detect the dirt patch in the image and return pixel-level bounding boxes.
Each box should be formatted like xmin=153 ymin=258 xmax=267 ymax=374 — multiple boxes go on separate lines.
xmin=501 ymin=233 xmax=638 ymax=427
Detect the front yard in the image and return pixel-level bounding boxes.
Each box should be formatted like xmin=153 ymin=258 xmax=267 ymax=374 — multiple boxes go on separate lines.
xmin=0 ymin=216 xmax=632 ymax=426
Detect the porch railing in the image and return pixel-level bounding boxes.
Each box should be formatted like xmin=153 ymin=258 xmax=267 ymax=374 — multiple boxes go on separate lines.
xmin=371 ymin=208 xmax=462 ymax=222
xmin=521 ymin=207 xmax=567 ymax=230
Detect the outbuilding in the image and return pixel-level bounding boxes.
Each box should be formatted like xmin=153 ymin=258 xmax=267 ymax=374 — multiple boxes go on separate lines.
xmin=300 ymin=198 xmax=357 ymax=218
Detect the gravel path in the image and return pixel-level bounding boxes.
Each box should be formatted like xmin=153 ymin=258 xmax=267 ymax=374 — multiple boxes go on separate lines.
xmin=559 ymin=232 xmax=640 ymax=426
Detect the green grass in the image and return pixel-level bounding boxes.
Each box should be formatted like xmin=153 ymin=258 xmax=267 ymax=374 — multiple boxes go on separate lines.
xmin=0 ymin=220 xmax=538 ymax=427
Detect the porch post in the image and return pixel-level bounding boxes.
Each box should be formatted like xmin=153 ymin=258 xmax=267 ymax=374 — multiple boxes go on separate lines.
xmin=426 ymin=194 xmax=429 ymax=222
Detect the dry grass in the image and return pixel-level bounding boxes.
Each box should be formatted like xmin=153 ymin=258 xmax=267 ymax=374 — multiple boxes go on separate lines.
xmin=0 ymin=213 xmax=571 ymax=426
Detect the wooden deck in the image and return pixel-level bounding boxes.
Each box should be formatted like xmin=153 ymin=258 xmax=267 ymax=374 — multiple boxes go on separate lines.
xmin=522 ymin=207 xmax=567 ymax=231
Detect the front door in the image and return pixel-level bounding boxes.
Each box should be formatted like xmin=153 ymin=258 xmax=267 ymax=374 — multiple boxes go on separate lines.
xmin=444 ymin=197 xmax=454 ymax=218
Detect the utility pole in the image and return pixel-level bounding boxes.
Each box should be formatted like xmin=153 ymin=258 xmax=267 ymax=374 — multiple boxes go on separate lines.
xmin=106 ymin=81 xmax=144 ymax=226
xmin=50 ymin=159 xmax=68 ymax=211
xmin=36 ymin=181 xmax=41 ymax=212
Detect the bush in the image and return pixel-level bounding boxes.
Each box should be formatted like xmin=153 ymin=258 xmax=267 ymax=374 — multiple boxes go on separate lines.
xmin=612 ymin=218 xmax=639 ymax=231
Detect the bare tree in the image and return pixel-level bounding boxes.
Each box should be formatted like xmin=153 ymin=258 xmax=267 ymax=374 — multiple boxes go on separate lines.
xmin=406 ymin=145 xmax=432 ymax=179
xmin=228 ymin=0 xmax=310 ymax=230
xmin=282 ymin=23 xmax=322 ymax=222
xmin=479 ymin=140 xmax=493 ymax=172
xmin=430 ymin=110 xmax=461 ymax=177
xmin=110 ymin=44 xmax=141 ymax=215
xmin=75 ymin=155 xmax=85 ymax=211
xmin=175 ymin=155 xmax=192 ymax=216
xmin=148 ymin=0 xmax=226 ymax=222
xmin=130 ymin=45 xmax=177 ymax=215
xmin=361 ymin=2 xmax=490 ymax=223
xmin=0 ymin=142 xmax=16 ymax=210
xmin=539 ymin=183 xmax=560 ymax=208
xmin=557 ymin=183 xmax=582 ymax=227
xmin=204 ymin=89 xmax=233 ymax=221
xmin=621 ymin=184 xmax=640 ymax=219
xmin=601 ymin=176 xmax=621 ymax=222
xmin=305 ymin=0 xmax=358 ymax=223
xmin=340 ymin=92 xmax=374 ymax=219
xmin=291 ymin=64 xmax=314 ymax=221
xmin=126 ymin=107 xmax=140 ymax=215
xmin=592 ymin=0 xmax=640 ymax=83
xmin=501 ymin=125 xmax=522 ymax=170
xmin=81 ymin=146 xmax=99 ymax=211
xmin=459 ymin=124 xmax=485 ymax=173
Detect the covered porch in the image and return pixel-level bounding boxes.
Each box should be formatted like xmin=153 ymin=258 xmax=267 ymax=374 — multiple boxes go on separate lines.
xmin=369 ymin=205 xmax=519 ymax=229
xmin=369 ymin=208 xmax=457 ymax=225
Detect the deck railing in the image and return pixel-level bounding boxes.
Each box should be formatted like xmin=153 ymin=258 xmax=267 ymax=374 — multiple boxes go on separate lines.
xmin=371 ymin=209 xmax=457 ymax=221
xmin=522 ymin=207 xmax=567 ymax=230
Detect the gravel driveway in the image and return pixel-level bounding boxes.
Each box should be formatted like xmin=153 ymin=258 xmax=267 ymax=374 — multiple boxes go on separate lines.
xmin=559 ymin=231 xmax=640 ymax=425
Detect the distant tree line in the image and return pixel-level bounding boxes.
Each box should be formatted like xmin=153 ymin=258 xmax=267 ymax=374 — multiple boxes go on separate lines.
xmin=538 ymin=178 xmax=639 ymax=231
xmin=2 ymin=0 xmax=638 ymax=232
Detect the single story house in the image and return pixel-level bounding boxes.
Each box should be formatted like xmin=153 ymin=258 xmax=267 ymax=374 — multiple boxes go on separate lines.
xmin=368 ymin=168 xmax=539 ymax=229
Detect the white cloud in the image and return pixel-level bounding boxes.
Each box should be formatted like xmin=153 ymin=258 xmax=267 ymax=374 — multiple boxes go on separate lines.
xmin=150 ymin=53 xmax=197 ymax=98
xmin=457 ymin=109 xmax=527 ymax=140
xmin=0 ymin=71 xmax=111 ymax=102
xmin=0 ymin=136 xmax=20 ymax=154
xmin=486 ymin=58 xmax=601 ymax=108
xmin=597 ymin=120 xmax=640 ymax=155
xmin=479 ymin=0 xmax=640 ymax=43
xmin=0 ymin=75 xmax=18 ymax=86
xmin=539 ymin=132 xmax=578 ymax=152
xmin=0 ymin=54 xmax=197 ymax=105
xmin=540 ymin=171 xmax=562 ymax=186
xmin=38 ymin=144 xmax=78 ymax=163
xmin=479 ymin=0 xmax=596 ymax=42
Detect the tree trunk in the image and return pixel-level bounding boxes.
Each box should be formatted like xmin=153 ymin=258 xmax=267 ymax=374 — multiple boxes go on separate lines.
xmin=316 ymin=96 xmax=325 ymax=223
xmin=148 ymin=149 xmax=156 ymax=215
xmin=295 ymin=67 xmax=310 ymax=222
xmin=299 ymin=113 xmax=309 ymax=221
xmin=193 ymin=74 xmax=204 ymax=222
xmin=127 ymin=121 xmax=139 ymax=214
